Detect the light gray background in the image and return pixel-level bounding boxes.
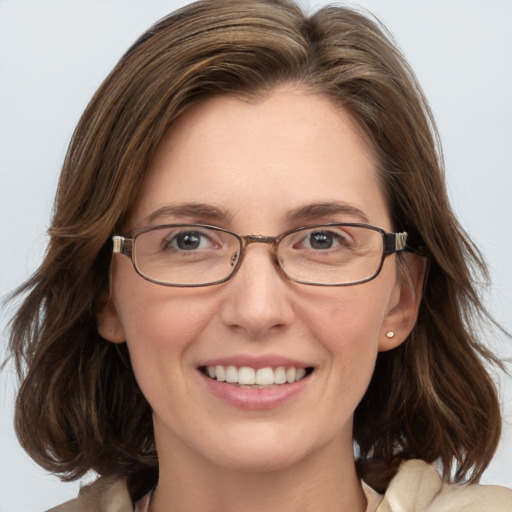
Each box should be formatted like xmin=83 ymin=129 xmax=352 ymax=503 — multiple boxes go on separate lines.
xmin=1 ymin=0 xmax=511 ymax=510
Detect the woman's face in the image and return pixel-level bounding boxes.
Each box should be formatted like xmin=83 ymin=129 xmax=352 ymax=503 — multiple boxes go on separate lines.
xmin=100 ymin=89 xmax=417 ymax=474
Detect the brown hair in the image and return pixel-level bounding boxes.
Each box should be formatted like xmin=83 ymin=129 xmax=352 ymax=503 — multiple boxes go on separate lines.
xmin=7 ymin=0 xmax=503 ymax=497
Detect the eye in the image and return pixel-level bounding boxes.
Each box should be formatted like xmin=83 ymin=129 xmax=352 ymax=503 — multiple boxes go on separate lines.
xmin=307 ymin=231 xmax=336 ymax=250
xmin=165 ymin=230 xmax=217 ymax=251
xmin=299 ymin=229 xmax=350 ymax=251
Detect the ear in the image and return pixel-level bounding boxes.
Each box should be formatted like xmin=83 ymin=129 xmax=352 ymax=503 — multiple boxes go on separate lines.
xmin=379 ymin=254 xmax=427 ymax=352
xmin=96 ymin=293 xmax=126 ymax=344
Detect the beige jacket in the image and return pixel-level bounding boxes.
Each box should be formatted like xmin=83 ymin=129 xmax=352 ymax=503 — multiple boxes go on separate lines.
xmin=47 ymin=460 xmax=512 ymax=512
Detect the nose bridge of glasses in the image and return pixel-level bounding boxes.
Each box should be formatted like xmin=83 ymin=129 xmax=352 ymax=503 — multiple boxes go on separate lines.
xmin=243 ymin=234 xmax=278 ymax=245
xmin=238 ymin=234 xmax=280 ymax=263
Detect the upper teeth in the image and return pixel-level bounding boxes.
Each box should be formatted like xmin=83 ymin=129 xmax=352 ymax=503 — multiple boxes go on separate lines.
xmin=206 ymin=365 xmax=307 ymax=385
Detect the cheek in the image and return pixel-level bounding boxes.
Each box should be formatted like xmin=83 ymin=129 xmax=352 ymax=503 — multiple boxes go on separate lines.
xmin=111 ymin=265 xmax=218 ymax=373
xmin=296 ymin=282 xmax=394 ymax=400
xmin=323 ymin=299 xmax=380 ymax=383
xmin=111 ymin=284 xmax=221 ymax=415
xmin=298 ymin=283 xmax=392 ymax=351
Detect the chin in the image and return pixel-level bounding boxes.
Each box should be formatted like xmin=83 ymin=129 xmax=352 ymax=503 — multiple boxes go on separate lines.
xmin=199 ymin=423 xmax=338 ymax=474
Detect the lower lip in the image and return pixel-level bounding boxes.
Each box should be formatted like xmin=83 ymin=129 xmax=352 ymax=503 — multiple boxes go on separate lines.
xmin=200 ymin=372 xmax=311 ymax=410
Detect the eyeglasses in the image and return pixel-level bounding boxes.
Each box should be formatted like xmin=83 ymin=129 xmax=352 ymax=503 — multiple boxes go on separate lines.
xmin=112 ymin=223 xmax=408 ymax=287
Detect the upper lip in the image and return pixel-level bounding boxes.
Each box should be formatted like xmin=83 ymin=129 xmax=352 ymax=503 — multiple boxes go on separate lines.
xmin=199 ymin=354 xmax=313 ymax=370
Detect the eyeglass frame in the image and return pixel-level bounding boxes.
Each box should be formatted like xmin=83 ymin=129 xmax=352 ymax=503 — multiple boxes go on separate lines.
xmin=112 ymin=222 xmax=410 ymax=288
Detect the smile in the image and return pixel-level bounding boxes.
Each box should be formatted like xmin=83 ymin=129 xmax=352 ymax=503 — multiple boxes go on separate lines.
xmin=201 ymin=365 xmax=313 ymax=388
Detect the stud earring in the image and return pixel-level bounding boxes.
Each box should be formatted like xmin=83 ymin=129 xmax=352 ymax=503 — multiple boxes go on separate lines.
xmin=386 ymin=331 xmax=395 ymax=338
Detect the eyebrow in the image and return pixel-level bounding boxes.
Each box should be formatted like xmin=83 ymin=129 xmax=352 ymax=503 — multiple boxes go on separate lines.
xmin=286 ymin=201 xmax=370 ymax=224
xmin=144 ymin=200 xmax=369 ymax=226
xmin=145 ymin=202 xmax=233 ymax=225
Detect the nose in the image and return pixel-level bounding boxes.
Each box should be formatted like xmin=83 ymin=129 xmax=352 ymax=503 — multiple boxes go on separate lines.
xmin=218 ymin=245 xmax=295 ymax=339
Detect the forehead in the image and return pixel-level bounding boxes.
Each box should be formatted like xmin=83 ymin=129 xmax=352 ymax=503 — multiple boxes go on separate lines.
xmin=127 ymin=89 xmax=389 ymax=231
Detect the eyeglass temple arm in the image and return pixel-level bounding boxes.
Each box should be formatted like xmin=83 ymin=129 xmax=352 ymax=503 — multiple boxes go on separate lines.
xmin=384 ymin=232 xmax=408 ymax=255
xmin=385 ymin=231 xmax=429 ymax=256
xmin=112 ymin=236 xmax=134 ymax=258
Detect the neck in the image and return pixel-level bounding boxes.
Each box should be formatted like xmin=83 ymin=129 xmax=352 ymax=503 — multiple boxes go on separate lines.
xmin=150 ymin=435 xmax=366 ymax=512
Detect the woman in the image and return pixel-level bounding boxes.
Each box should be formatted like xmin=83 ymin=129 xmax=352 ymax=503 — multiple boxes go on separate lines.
xmin=6 ymin=0 xmax=511 ymax=510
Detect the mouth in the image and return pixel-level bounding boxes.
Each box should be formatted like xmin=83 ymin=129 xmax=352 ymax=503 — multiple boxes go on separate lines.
xmin=199 ymin=365 xmax=314 ymax=389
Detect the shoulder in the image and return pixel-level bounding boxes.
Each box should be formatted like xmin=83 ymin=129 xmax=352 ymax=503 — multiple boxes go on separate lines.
xmin=376 ymin=459 xmax=512 ymax=512
xmin=46 ymin=477 xmax=132 ymax=512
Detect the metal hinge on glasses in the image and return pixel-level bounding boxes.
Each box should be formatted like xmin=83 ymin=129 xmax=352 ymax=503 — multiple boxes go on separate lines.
xmin=395 ymin=232 xmax=408 ymax=252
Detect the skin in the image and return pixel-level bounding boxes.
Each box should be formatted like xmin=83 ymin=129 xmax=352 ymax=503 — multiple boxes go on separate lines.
xmin=99 ymin=88 xmax=423 ymax=512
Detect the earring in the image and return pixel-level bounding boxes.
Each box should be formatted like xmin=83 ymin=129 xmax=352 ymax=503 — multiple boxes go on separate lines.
xmin=386 ymin=331 xmax=395 ymax=338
